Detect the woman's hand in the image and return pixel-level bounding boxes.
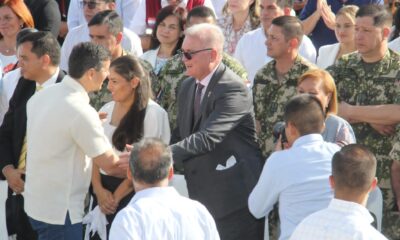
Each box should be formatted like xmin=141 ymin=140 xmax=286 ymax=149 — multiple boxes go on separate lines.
xmin=95 ymin=187 xmax=117 ymax=215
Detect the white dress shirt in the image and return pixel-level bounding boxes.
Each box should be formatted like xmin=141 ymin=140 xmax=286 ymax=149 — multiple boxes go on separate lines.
xmin=389 ymin=36 xmax=400 ymax=53
xmin=0 ymin=68 xmax=20 ymax=125
xmin=67 ymin=0 xmax=142 ymax=30
xmin=248 ymin=134 xmax=340 ymax=240
xmin=234 ymin=27 xmax=316 ymax=87
xmin=25 ymin=75 xmax=112 ymax=224
xmin=316 ymin=43 xmax=340 ymax=69
xmin=99 ymin=99 xmax=171 ymax=146
xmin=60 ymin=24 xmax=143 ymax=72
xmin=109 ymin=186 xmax=220 ymax=240
xmin=290 ymin=198 xmax=388 ymax=240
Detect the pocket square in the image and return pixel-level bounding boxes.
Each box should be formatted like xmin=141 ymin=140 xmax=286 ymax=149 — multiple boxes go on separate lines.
xmin=216 ymin=156 xmax=237 ymax=171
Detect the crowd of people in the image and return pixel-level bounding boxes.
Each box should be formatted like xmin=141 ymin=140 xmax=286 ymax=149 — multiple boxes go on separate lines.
xmin=0 ymin=0 xmax=399 ymax=239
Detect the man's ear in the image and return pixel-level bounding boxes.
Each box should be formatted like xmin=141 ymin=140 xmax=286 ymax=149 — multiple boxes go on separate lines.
xmin=329 ymin=175 xmax=335 ymax=190
xmin=127 ymin=167 xmax=133 ymax=181
xmin=382 ymin=26 xmax=390 ymax=40
xmin=115 ymin=32 xmax=123 ymax=44
xmin=107 ymin=1 xmax=116 ymax=10
xmin=369 ymin=177 xmax=378 ymax=192
xmin=167 ymin=165 xmax=174 ymax=181
xmin=41 ymin=54 xmax=51 ymax=68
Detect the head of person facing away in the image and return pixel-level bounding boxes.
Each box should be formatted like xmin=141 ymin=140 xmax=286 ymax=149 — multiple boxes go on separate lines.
xmin=260 ymin=0 xmax=293 ymax=31
xmin=128 ymin=138 xmax=174 ymax=192
xmin=181 ymin=23 xmax=224 ymax=80
xmin=88 ymin=10 xmax=123 ymax=60
xmin=82 ymin=0 xmax=115 ymax=23
xmin=68 ymin=41 xmax=111 ymax=93
xmin=186 ymin=6 xmax=217 ymax=27
xmin=266 ymin=15 xmax=303 ymax=60
xmin=283 ymin=94 xmax=325 ymax=146
xmin=17 ymin=31 xmax=60 ymax=84
xmin=331 ymin=144 xmax=378 ymax=206
xmin=354 ymin=4 xmax=392 ymax=62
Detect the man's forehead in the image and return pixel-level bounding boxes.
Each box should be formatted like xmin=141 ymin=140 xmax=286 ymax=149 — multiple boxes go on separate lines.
xmin=89 ymin=24 xmax=110 ymax=34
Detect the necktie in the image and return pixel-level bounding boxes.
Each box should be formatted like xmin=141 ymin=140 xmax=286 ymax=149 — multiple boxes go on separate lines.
xmin=18 ymin=85 xmax=43 ymax=169
xmin=193 ymin=83 xmax=204 ymax=120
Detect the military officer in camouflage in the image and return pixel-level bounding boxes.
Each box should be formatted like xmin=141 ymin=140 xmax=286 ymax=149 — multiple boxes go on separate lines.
xmin=154 ymin=6 xmax=248 ymax=130
xmin=253 ymin=15 xmax=315 ymax=157
xmin=327 ymin=5 xmax=400 ymax=238
xmin=87 ymin=10 xmax=154 ymax=110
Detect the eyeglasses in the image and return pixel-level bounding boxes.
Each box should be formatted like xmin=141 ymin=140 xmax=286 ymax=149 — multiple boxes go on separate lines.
xmin=79 ymin=1 xmax=102 ymax=9
xmin=178 ymin=48 xmax=212 ymax=60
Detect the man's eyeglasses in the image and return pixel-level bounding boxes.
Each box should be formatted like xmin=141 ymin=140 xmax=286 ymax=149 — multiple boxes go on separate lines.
xmin=178 ymin=48 xmax=212 ymax=60
xmin=79 ymin=1 xmax=101 ymax=9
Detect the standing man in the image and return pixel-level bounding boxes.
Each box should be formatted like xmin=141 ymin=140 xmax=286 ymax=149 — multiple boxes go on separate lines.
xmin=234 ymin=0 xmax=316 ymax=86
xmin=24 ymin=42 xmax=127 ymax=240
xmin=110 ymin=138 xmax=220 ymax=240
xmin=0 ymin=31 xmax=65 ymax=240
xmin=327 ymin=5 xmax=400 ymax=238
xmin=291 ymin=144 xmax=387 ymax=240
xmin=249 ymin=94 xmax=340 ymax=240
xmin=170 ymin=23 xmax=264 ymax=240
xmin=253 ymin=16 xmax=315 ymax=157
xmin=60 ymin=1 xmax=143 ymax=72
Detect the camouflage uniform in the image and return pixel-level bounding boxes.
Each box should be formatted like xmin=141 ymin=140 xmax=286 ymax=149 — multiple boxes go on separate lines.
xmin=155 ymin=52 xmax=248 ymax=130
xmin=253 ymin=55 xmax=315 ymax=158
xmin=89 ymin=50 xmax=154 ymax=111
xmin=327 ymin=49 xmax=400 ymax=239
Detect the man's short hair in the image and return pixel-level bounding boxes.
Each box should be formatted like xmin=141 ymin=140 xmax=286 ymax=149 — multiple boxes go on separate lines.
xmin=283 ymin=94 xmax=325 ymax=136
xmin=18 ymin=31 xmax=60 ymax=66
xmin=129 ymin=138 xmax=172 ymax=184
xmin=88 ymin=10 xmax=123 ymax=36
xmin=356 ymin=4 xmax=392 ymax=27
xmin=184 ymin=23 xmax=224 ymax=54
xmin=16 ymin=28 xmax=38 ymax=47
xmin=271 ymin=15 xmax=303 ymax=43
xmin=274 ymin=0 xmax=294 ymax=9
xmin=187 ymin=6 xmax=216 ymax=23
xmin=68 ymin=42 xmax=111 ymax=79
xmin=332 ymin=144 xmax=377 ymax=193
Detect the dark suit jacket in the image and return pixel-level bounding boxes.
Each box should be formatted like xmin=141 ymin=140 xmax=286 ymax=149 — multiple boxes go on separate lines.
xmin=171 ymin=63 xmax=263 ymax=219
xmin=0 ymin=70 xmax=65 ymax=179
xmin=25 ymin=0 xmax=61 ymax=38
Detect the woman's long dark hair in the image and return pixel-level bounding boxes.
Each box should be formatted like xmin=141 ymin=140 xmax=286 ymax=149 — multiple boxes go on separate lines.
xmin=149 ymin=5 xmax=187 ymax=55
xmin=110 ymin=55 xmax=151 ymax=151
xmin=391 ymin=7 xmax=400 ymax=41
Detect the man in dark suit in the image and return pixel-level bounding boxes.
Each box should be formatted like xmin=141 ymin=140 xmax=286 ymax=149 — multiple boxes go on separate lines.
xmin=24 ymin=0 xmax=61 ymax=38
xmin=170 ymin=23 xmax=264 ymax=240
xmin=0 ymin=31 xmax=64 ymax=240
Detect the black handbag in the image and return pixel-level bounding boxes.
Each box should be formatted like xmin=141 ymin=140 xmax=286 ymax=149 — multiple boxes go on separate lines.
xmin=5 ymin=188 xmax=35 ymax=237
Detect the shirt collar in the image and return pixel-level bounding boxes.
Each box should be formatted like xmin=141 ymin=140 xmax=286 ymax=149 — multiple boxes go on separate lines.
xmin=132 ymin=186 xmax=179 ymax=202
xmin=329 ymin=198 xmax=374 ymax=224
xmin=292 ymin=134 xmax=324 ymax=148
xmin=36 ymin=67 xmax=60 ymax=89
xmin=62 ymin=75 xmax=90 ymax=103
xmin=196 ymin=64 xmax=219 ymax=88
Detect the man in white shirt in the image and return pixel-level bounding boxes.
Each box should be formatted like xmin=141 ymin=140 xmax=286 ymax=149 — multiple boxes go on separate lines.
xmin=67 ymin=0 xmax=141 ymax=30
xmin=60 ymin=1 xmax=143 ymax=72
xmin=0 ymin=31 xmax=65 ymax=239
xmin=291 ymin=144 xmax=388 ymax=240
xmin=234 ymin=0 xmax=316 ymax=87
xmin=110 ymin=138 xmax=220 ymax=240
xmin=249 ymin=94 xmax=341 ymax=240
xmin=24 ymin=42 xmax=128 ymax=240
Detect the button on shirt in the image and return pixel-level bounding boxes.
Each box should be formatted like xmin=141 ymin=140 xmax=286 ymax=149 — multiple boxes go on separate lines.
xmin=24 ymin=75 xmax=111 ymax=224
xmin=110 ymin=187 xmax=220 ymax=240
xmin=248 ymin=134 xmax=340 ymax=240
xmin=290 ymin=198 xmax=388 ymax=240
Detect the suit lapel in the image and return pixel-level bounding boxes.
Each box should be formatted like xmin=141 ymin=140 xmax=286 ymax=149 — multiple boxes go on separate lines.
xmin=192 ymin=64 xmax=226 ymax=130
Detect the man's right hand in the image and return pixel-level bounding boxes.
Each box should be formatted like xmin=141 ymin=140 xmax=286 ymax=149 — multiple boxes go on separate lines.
xmin=370 ymin=123 xmax=396 ymax=136
xmin=3 ymin=165 xmax=25 ymax=194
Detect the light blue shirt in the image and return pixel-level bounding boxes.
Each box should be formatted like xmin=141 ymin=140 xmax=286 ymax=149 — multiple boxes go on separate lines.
xmin=248 ymin=134 xmax=340 ymax=240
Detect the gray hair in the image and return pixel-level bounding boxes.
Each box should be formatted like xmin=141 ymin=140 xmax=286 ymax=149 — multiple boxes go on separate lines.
xmin=184 ymin=23 xmax=224 ymax=54
xmin=129 ymin=138 xmax=172 ymax=184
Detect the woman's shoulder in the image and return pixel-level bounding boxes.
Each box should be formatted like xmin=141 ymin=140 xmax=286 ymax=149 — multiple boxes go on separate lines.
xmin=326 ymin=114 xmax=350 ymax=126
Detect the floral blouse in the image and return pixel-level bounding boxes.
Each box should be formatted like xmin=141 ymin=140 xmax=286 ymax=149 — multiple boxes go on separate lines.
xmin=218 ymin=15 xmax=255 ymax=56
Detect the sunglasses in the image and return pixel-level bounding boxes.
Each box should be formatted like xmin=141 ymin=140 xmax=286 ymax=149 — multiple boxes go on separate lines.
xmin=178 ymin=48 xmax=212 ymax=60
xmin=79 ymin=1 xmax=101 ymax=9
